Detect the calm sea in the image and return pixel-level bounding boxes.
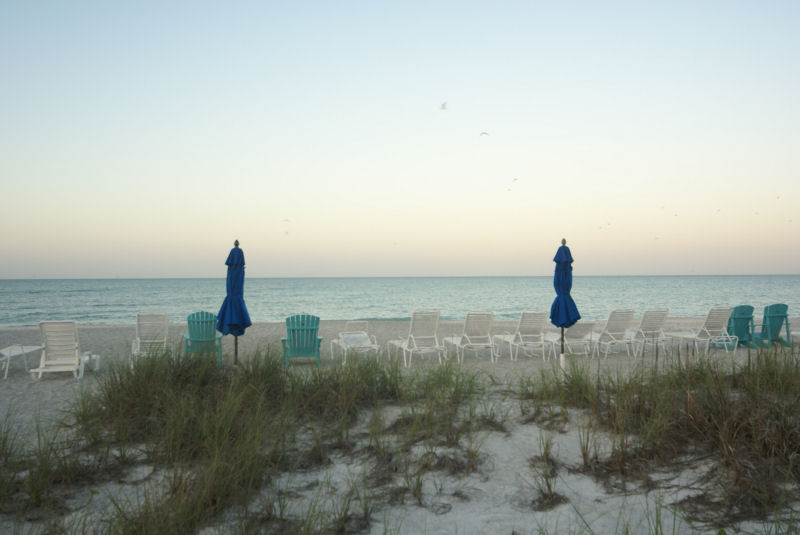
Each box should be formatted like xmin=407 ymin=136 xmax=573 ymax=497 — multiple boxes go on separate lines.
xmin=0 ymin=276 xmax=798 ymax=328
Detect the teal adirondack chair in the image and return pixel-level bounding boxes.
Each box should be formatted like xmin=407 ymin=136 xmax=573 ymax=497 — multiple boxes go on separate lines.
xmin=726 ymin=305 xmax=756 ymax=349
xmin=282 ymin=314 xmax=322 ymax=367
xmin=752 ymin=304 xmax=792 ymax=348
xmin=182 ymin=311 xmax=223 ymax=363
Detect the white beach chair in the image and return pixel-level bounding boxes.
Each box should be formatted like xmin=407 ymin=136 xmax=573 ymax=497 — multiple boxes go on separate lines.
xmin=331 ymin=321 xmax=379 ymax=364
xmin=387 ymin=310 xmax=446 ymax=367
xmin=680 ymin=307 xmax=736 ymax=354
xmin=30 ymin=321 xmax=100 ymax=380
xmin=444 ymin=312 xmax=496 ymax=364
xmin=593 ymin=309 xmax=634 ymax=358
xmin=631 ymin=309 xmax=669 ymax=357
xmin=131 ymin=313 xmax=169 ymax=362
xmin=494 ymin=311 xmax=549 ymax=361
xmin=553 ymin=322 xmax=595 ymax=357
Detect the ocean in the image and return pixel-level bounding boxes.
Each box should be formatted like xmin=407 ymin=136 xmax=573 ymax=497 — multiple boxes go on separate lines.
xmin=0 ymin=276 xmax=798 ymax=328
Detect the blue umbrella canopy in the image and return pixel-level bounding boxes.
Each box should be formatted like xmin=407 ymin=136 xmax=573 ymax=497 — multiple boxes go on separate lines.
xmin=550 ymin=241 xmax=581 ymax=329
xmin=217 ymin=242 xmax=252 ymax=337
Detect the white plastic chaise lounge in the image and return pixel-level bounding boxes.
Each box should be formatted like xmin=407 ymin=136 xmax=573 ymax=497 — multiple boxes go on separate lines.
xmin=387 ymin=310 xmax=446 ymax=367
xmin=553 ymin=322 xmax=595 ymax=357
xmin=680 ymin=307 xmax=737 ymax=354
xmin=30 ymin=321 xmax=100 ymax=380
xmin=631 ymin=309 xmax=669 ymax=357
xmin=330 ymin=321 xmax=379 ymax=364
xmin=593 ymin=309 xmax=634 ymax=358
xmin=131 ymin=313 xmax=169 ymax=363
xmin=444 ymin=312 xmax=496 ymax=364
xmin=494 ymin=311 xmax=549 ymax=361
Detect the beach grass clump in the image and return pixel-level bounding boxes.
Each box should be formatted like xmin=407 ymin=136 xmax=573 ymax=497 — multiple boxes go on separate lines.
xmin=528 ymin=431 xmax=567 ymax=511
xmin=29 ymin=349 xmax=411 ymax=533
xmin=519 ymin=349 xmax=800 ymax=525
xmin=0 ymin=412 xmax=23 ymax=510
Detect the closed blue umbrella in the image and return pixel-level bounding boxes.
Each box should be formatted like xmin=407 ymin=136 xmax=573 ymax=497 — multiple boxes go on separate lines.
xmin=550 ymin=238 xmax=581 ymax=356
xmin=217 ymin=240 xmax=252 ymax=364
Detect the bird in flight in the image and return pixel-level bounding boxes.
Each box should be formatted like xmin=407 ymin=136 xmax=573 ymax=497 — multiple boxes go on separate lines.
xmin=440 ymin=102 xmax=447 ymax=110
xmin=480 ymin=131 xmax=489 ymax=136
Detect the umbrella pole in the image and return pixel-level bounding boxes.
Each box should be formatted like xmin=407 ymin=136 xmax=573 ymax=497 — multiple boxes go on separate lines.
xmin=559 ymin=327 xmax=567 ymax=379
xmin=234 ymin=336 xmax=238 ymax=365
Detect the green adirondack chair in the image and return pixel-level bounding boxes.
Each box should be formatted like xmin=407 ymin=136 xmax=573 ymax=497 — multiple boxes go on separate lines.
xmin=282 ymin=313 xmax=322 ymax=367
xmin=726 ymin=305 xmax=756 ymax=349
xmin=752 ymin=303 xmax=792 ymax=348
xmin=182 ymin=311 xmax=223 ymax=363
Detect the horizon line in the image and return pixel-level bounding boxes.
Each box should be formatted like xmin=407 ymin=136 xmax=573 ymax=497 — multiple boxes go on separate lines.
xmin=2 ymin=273 xmax=799 ymax=281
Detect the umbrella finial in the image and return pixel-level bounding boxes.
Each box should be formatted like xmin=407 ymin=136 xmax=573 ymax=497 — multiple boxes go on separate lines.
xmin=561 ymin=238 xmax=566 ymax=246
xmin=234 ymin=239 xmax=239 ymax=247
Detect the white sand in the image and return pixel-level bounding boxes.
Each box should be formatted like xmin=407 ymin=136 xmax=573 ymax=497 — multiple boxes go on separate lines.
xmin=1 ymin=318 xmax=796 ymax=534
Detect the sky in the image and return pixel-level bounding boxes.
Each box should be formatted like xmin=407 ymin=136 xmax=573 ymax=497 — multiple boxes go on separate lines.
xmin=1 ymin=1 xmax=798 ymax=278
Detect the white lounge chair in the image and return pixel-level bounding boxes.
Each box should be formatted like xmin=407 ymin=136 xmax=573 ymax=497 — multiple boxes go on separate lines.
xmin=680 ymin=307 xmax=737 ymax=354
xmin=331 ymin=321 xmax=379 ymax=364
xmin=593 ymin=309 xmax=634 ymax=358
xmin=444 ymin=312 xmax=496 ymax=364
xmin=131 ymin=313 xmax=169 ymax=362
xmin=387 ymin=310 xmax=445 ymax=367
xmin=553 ymin=322 xmax=595 ymax=357
xmin=631 ymin=309 xmax=669 ymax=357
xmin=30 ymin=321 xmax=100 ymax=380
xmin=494 ymin=311 xmax=549 ymax=361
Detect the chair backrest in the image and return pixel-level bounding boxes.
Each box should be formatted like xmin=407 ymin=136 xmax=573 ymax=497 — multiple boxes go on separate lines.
xmin=603 ymin=309 xmax=634 ymax=335
xmin=462 ymin=312 xmax=493 ymax=344
xmin=408 ymin=310 xmax=440 ymax=349
xmin=409 ymin=310 xmax=439 ymax=337
xmin=700 ymin=307 xmax=733 ymax=337
xmin=517 ymin=311 xmax=547 ymax=341
xmin=760 ymin=303 xmax=790 ymax=343
xmin=285 ymin=314 xmax=321 ymax=354
xmin=638 ymin=309 xmax=668 ymax=335
xmin=565 ymin=321 xmax=594 ymax=340
xmin=344 ymin=321 xmax=369 ymax=332
xmin=727 ymin=305 xmax=754 ymax=343
xmin=187 ymin=311 xmax=218 ymax=341
xmin=40 ymin=321 xmax=80 ymax=364
xmin=339 ymin=331 xmax=374 ymax=348
xmin=137 ymin=313 xmax=168 ymax=347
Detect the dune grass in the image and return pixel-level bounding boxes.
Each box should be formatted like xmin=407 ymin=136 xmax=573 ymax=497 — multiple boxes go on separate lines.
xmin=1 ymin=344 xmax=799 ymax=533
xmin=0 ymin=350 xmax=493 ymax=533
xmin=519 ymin=345 xmax=800 ymax=527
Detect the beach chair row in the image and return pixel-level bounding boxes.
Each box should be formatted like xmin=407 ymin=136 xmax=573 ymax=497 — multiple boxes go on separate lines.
xmin=8 ymin=305 xmax=790 ymax=379
xmin=176 ymin=306 xmax=791 ymax=369
xmin=329 ymin=304 xmax=793 ymax=368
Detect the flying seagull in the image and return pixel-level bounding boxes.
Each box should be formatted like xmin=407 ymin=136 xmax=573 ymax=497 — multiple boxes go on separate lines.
xmin=440 ymin=102 xmax=447 ymax=110
xmin=480 ymin=131 xmax=489 ymax=136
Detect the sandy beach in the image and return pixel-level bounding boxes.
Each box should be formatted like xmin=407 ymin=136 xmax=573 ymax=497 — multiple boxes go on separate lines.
xmin=2 ymin=318 xmax=798 ymax=534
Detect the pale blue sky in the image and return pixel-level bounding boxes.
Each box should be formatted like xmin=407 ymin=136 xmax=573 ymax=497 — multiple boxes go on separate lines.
xmin=1 ymin=1 xmax=798 ymax=278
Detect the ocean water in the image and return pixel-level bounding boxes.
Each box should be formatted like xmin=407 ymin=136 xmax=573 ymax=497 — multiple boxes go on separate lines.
xmin=0 ymin=276 xmax=799 ymax=327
